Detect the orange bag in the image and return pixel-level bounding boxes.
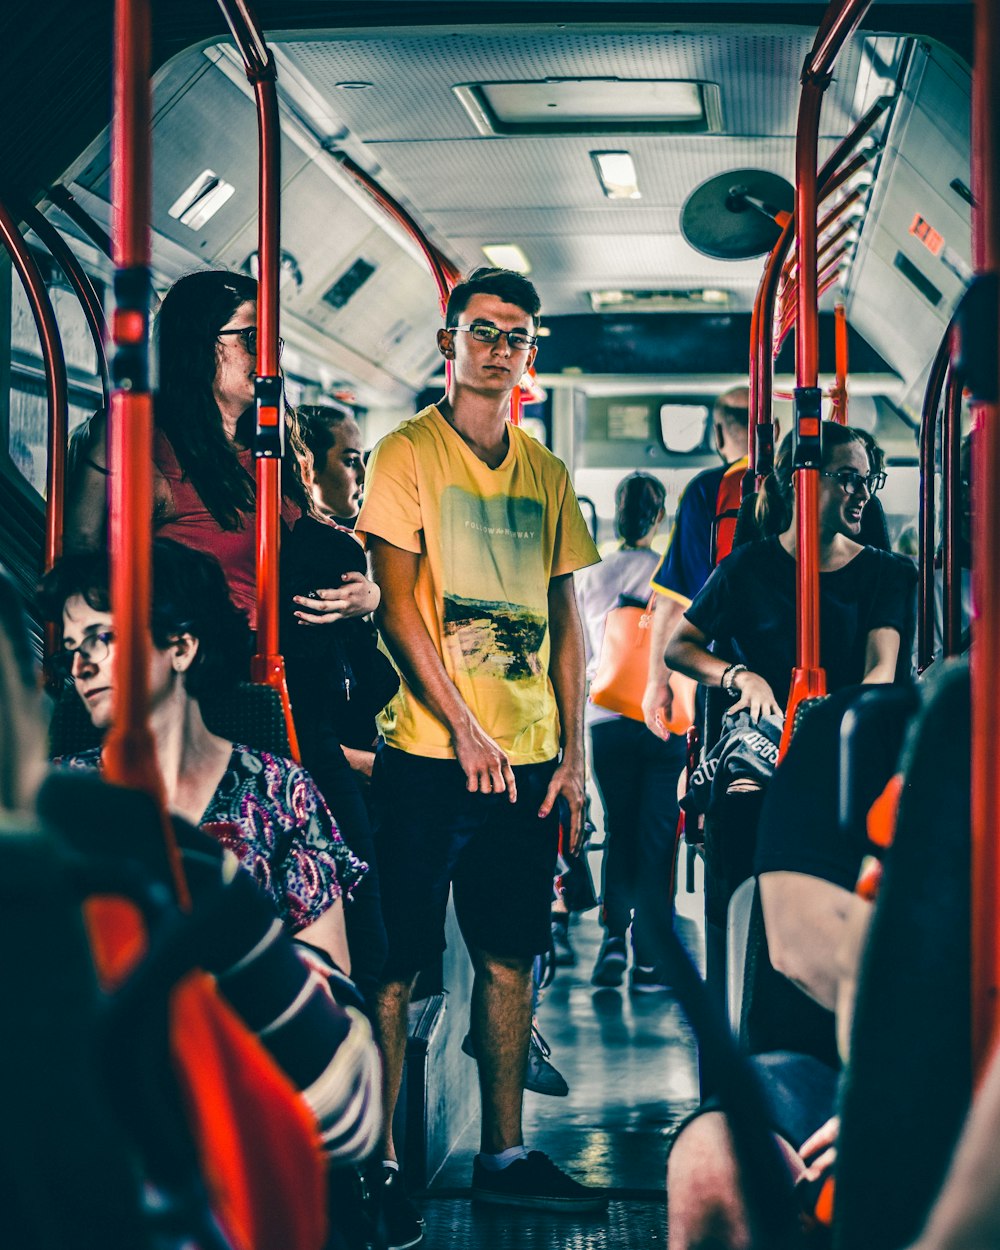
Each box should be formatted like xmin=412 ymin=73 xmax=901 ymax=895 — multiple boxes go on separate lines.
xmin=589 ymin=595 xmax=697 ymax=733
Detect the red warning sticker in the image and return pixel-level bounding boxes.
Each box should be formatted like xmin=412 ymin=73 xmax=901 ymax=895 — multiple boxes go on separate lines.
xmin=910 ymin=214 xmax=944 ymax=257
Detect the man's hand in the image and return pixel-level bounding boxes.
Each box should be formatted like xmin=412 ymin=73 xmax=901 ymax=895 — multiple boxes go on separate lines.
xmin=538 ymin=754 xmax=586 ymax=853
xmin=642 ymin=675 xmax=674 ymax=740
xmin=453 ymin=719 xmax=518 ymax=801
xmin=293 ymin=572 xmax=381 ymax=623
xmin=799 ymin=1116 xmax=839 ymax=1183
xmin=729 ymin=671 xmax=781 ymax=722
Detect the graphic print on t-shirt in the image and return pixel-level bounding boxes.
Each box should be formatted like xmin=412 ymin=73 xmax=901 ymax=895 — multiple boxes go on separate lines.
xmin=440 ymin=487 xmax=548 ymax=682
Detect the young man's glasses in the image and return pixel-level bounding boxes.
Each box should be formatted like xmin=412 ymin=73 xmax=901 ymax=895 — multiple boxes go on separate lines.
xmin=52 ymin=630 xmax=115 ymax=677
xmin=821 ymin=468 xmax=887 ymax=496
xmin=452 ymin=323 xmax=537 ymax=351
xmin=217 ymin=326 xmax=284 ymax=357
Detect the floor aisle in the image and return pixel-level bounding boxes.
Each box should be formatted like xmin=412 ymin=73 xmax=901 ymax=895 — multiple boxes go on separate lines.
xmin=417 ymin=862 xmax=704 ymax=1249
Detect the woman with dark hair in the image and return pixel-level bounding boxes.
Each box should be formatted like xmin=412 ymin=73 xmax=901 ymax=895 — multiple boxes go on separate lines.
xmin=65 ymin=270 xmax=370 ymax=635
xmin=40 ymin=539 xmax=365 ymax=971
xmin=665 ymin=422 xmax=915 ymax=748
xmin=576 ymin=472 xmax=687 ymax=991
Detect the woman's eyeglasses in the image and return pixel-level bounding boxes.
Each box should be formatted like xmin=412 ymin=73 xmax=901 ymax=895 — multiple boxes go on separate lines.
xmin=217 ymin=326 xmax=284 ymax=358
xmin=52 ymin=630 xmax=115 ymax=677
xmin=821 ymin=468 xmax=887 ymax=496
xmin=452 ymin=323 xmax=537 ymax=351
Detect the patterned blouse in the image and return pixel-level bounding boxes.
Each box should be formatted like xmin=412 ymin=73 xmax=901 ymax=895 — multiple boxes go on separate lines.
xmin=58 ymin=744 xmax=366 ymax=932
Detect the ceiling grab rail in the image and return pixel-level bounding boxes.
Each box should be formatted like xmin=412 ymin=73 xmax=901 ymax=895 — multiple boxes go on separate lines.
xmin=780 ymin=0 xmax=872 ymax=760
xmin=0 ymin=198 xmax=70 ymax=670
xmin=217 ymin=0 xmax=300 ymax=760
xmin=748 ymin=104 xmax=886 ymax=488
xmin=106 ymin=0 xmax=189 ymax=908
xmin=942 ymin=365 xmax=965 ymax=660
xmin=967 ymin=0 xmax=1000 ymax=1080
xmin=830 ymin=301 xmax=849 ymax=423
xmin=323 ymin=149 xmax=464 ymax=393
xmin=21 ymin=202 xmax=111 ymax=410
xmin=917 ymin=328 xmax=952 ymax=673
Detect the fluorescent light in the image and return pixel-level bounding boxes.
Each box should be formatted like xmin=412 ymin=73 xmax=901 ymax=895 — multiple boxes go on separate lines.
xmin=482 ymin=243 xmax=532 ymax=273
xmin=168 ymin=169 xmax=236 ymax=231
xmin=591 ymin=151 xmax=640 ymax=200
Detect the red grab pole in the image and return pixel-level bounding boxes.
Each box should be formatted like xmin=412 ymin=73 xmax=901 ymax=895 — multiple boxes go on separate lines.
xmin=218 ymin=0 xmax=300 ymax=759
xmin=830 ymin=301 xmax=849 ymax=424
xmin=780 ymin=0 xmax=871 ymax=755
xmin=969 ymin=0 xmax=1000 ymax=1078
xmin=105 ymin=0 xmax=189 ymax=907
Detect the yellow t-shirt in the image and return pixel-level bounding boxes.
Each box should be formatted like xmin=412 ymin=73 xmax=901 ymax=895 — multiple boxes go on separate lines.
xmin=355 ymin=405 xmax=600 ymax=764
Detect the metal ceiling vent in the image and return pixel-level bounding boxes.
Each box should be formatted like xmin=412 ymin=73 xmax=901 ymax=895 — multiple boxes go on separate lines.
xmin=453 ymin=79 xmax=722 ymax=137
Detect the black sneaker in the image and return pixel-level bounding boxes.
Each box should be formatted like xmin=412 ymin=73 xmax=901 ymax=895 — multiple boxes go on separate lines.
xmin=551 ymin=917 xmax=577 ymax=967
xmin=629 ymin=964 xmax=672 ymax=993
xmin=472 ymin=1150 xmax=608 ymax=1212
xmin=591 ymin=934 xmax=628 ymax=987
xmin=377 ymin=1165 xmax=424 ymax=1250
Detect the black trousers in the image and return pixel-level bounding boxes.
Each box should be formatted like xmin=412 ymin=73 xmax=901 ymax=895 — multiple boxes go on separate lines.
xmin=589 ymin=716 xmax=686 ymax=967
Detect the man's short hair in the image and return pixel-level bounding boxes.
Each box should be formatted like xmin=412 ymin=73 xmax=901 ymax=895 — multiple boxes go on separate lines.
xmin=298 ymin=403 xmax=353 ymax=474
xmin=714 ymin=385 xmax=750 ymax=429
xmin=445 ymin=267 xmax=542 ymax=328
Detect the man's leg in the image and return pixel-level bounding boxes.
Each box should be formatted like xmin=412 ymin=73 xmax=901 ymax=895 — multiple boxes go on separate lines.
xmin=374 ymin=974 xmax=417 ymax=1162
xmin=466 ymin=943 xmax=534 ymax=1153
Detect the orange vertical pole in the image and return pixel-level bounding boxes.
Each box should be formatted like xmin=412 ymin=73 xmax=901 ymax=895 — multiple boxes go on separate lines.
xmin=105 ymin=0 xmax=189 ymax=907
xmin=831 ymin=301 xmax=849 ymax=423
xmin=970 ymin=0 xmax=1000 ymax=1078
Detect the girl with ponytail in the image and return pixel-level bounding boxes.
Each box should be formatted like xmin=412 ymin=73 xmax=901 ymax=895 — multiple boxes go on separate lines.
xmin=576 ymin=473 xmax=686 ymax=991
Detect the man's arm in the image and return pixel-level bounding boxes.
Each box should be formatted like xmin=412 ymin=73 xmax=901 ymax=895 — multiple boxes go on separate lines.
xmin=369 ymin=535 xmax=517 ymax=800
xmin=862 ymin=626 xmax=901 ymax=684
xmin=641 ymin=594 xmax=685 ymax=739
xmin=541 ymin=573 xmax=587 ymax=852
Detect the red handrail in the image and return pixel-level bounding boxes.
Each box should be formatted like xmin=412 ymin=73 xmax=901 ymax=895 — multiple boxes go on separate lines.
xmin=0 ymin=200 xmax=69 ymax=581
xmin=970 ymin=0 xmax=1000 ymax=1077
xmin=830 ymin=301 xmax=849 ymax=423
xmin=917 ymin=329 xmax=952 ymax=672
xmin=219 ymin=0 xmax=300 ymax=760
xmin=780 ymin=0 xmax=872 ymax=754
xmin=105 ymin=0 xmax=189 ymax=908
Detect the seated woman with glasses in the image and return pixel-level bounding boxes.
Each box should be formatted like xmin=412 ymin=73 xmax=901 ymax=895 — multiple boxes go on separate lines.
xmin=40 ymin=539 xmax=366 ymax=974
xmin=664 ymin=423 xmax=915 ymax=791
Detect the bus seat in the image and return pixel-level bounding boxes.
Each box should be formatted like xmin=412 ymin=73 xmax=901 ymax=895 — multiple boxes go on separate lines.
xmin=726 ymin=877 xmax=756 ymax=1035
xmin=832 ymin=661 xmax=971 ymax=1250
xmin=49 ymin=679 xmax=292 ymax=759
xmin=0 ymin=827 xmax=145 ymax=1250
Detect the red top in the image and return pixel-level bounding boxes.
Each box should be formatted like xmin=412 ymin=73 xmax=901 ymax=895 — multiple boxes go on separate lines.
xmin=153 ymin=430 xmax=300 ymax=630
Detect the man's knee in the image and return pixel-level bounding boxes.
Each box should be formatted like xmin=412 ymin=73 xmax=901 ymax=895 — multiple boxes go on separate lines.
xmin=667 ymin=1112 xmax=751 ymax=1250
xmin=470 ymin=946 xmax=534 ymax=984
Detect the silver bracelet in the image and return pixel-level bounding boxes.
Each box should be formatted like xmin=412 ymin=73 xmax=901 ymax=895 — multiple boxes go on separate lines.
xmin=721 ymin=662 xmax=748 ymax=697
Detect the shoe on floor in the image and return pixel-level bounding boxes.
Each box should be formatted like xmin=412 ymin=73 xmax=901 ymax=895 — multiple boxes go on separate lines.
xmin=472 ymin=1150 xmax=608 ymax=1212
xmin=591 ymin=934 xmax=628 ymax=987
xmin=551 ymin=917 xmax=577 ymax=967
xmin=629 ymin=963 xmax=672 ymax=993
xmin=461 ymin=1027 xmax=569 ymax=1097
xmin=376 ymin=1165 xmax=424 ymax=1250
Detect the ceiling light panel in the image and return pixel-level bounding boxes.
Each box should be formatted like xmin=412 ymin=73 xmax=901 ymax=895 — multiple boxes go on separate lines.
xmin=454 ymin=79 xmax=721 ymax=137
xmin=168 ymin=169 xmax=236 ymax=231
xmin=592 ymin=151 xmax=640 ymax=200
xmin=481 ymin=243 xmax=532 ymax=273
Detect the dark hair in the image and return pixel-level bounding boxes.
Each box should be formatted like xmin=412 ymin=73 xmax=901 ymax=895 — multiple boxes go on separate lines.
xmin=615 ymin=472 xmax=666 ymax=547
xmin=714 ymin=386 xmax=750 ymax=429
xmin=755 ymin=422 xmax=885 ymax=535
xmin=155 ymin=270 xmax=311 ymax=529
xmin=297 ymin=403 xmax=354 ymax=474
xmin=37 ymin=540 xmax=250 ymax=702
xmin=0 ymin=567 xmax=44 ymax=813
xmin=445 ymin=267 xmax=541 ymax=328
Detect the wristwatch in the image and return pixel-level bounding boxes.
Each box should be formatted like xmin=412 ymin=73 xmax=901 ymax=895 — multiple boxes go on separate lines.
xmin=721 ymin=662 xmax=748 ymax=697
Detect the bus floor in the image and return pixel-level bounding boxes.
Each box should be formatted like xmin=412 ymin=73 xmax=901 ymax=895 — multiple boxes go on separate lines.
xmin=417 ymin=850 xmax=704 ymax=1248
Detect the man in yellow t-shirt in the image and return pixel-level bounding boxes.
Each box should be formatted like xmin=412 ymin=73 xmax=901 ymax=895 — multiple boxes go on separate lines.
xmin=356 ymin=267 xmax=602 ymax=1230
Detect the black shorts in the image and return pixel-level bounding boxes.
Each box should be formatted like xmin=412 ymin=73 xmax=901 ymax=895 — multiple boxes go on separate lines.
xmin=371 ymin=744 xmax=560 ymax=981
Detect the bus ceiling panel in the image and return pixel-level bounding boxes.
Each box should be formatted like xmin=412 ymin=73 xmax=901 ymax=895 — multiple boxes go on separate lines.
xmin=275 ymin=28 xmax=866 ymax=146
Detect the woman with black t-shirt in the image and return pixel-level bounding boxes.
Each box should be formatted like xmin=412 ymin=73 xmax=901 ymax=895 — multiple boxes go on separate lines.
xmin=665 ymin=423 xmax=916 ymax=726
